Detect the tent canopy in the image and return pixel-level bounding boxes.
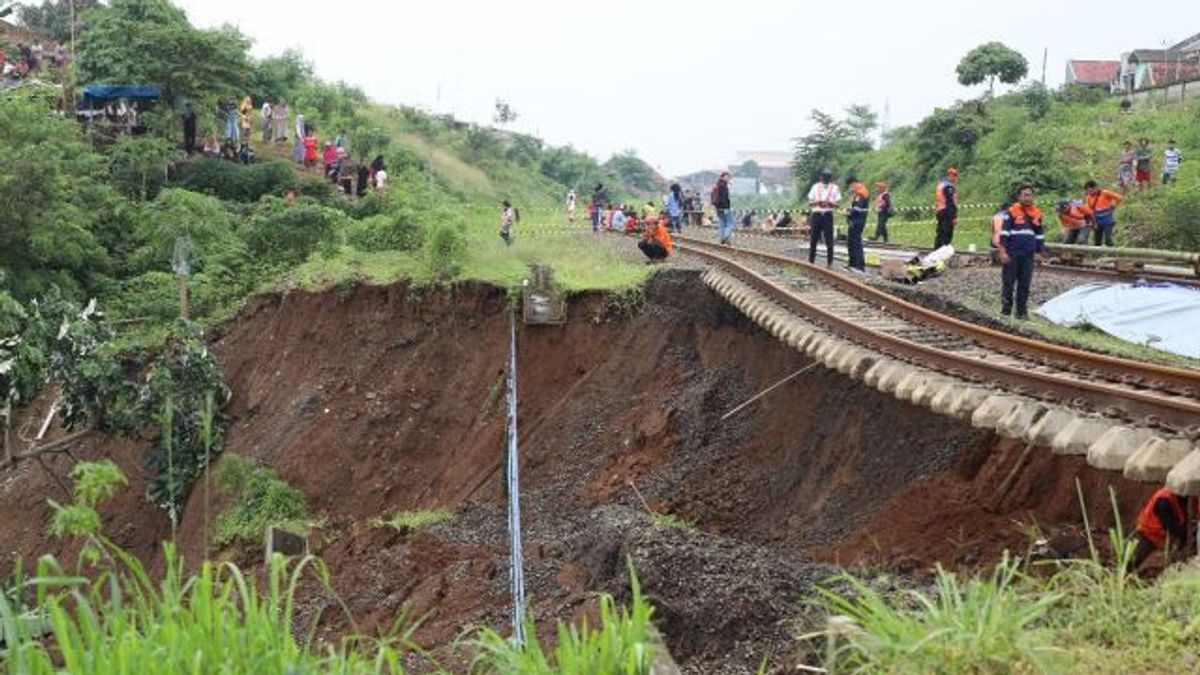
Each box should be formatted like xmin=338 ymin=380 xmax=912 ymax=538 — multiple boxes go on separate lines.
xmin=79 ymin=84 xmax=161 ymax=106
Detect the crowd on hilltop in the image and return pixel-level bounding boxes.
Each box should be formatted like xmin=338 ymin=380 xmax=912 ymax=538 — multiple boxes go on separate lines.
xmin=0 ymin=40 xmax=67 ymax=82
xmin=181 ymin=96 xmax=390 ymax=196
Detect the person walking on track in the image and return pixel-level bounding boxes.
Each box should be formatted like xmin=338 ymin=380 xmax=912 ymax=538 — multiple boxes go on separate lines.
xmin=933 ymin=167 xmax=958 ymax=248
xmin=807 ymin=170 xmax=840 ymax=268
xmin=845 ymin=177 xmax=870 ymax=273
xmin=712 ymin=172 xmax=733 ymax=244
xmin=997 ymin=185 xmax=1046 ymax=320
xmin=872 ymin=182 xmax=892 ymax=243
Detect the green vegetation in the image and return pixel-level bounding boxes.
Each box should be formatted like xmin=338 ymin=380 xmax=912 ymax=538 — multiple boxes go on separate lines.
xmin=372 ymin=509 xmax=455 ymax=533
xmin=813 ymin=498 xmax=1200 ymax=673
xmin=956 ymin=42 xmax=1029 ymax=97
xmin=649 ymin=511 xmax=695 ymax=531
xmin=0 ymin=545 xmax=422 ymax=674
xmin=214 ymin=453 xmax=308 ymax=547
xmin=472 ymin=563 xmax=658 ymax=674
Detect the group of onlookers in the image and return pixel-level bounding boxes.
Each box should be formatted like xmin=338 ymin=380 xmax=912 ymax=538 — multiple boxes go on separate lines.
xmin=1117 ymin=138 xmax=1183 ymax=189
xmin=0 ymin=41 xmax=67 ymax=81
xmin=181 ymin=96 xmax=389 ymax=196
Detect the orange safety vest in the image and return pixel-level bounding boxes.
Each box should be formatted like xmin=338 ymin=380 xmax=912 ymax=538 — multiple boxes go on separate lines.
xmin=1085 ymin=189 xmax=1123 ymax=226
xmin=935 ymin=179 xmax=955 ymax=212
xmin=649 ymin=222 xmax=673 ymax=254
xmin=1136 ymin=488 xmax=1191 ymax=549
xmin=1058 ymin=204 xmax=1091 ymax=229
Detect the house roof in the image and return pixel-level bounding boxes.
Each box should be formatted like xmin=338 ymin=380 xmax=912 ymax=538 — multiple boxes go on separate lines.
xmin=1130 ymin=48 xmax=1185 ymax=63
xmin=1170 ymin=31 xmax=1200 ymax=52
xmin=1068 ymin=60 xmax=1120 ymax=84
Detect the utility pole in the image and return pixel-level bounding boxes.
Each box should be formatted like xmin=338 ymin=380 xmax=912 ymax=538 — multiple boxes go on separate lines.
xmin=1041 ymin=47 xmax=1048 ymax=86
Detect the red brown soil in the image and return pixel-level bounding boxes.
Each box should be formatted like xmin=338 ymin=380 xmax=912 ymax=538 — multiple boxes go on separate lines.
xmin=0 ymin=270 xmax=1161 ymax=673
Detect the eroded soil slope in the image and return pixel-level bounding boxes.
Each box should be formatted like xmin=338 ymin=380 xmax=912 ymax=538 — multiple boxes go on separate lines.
xmin=0 ymin=270 xmax=1154 ymax=673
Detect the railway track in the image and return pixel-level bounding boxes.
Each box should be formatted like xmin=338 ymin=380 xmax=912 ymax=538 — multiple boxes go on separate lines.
xmin=675 ymin=236 xmax=1200 ymax=435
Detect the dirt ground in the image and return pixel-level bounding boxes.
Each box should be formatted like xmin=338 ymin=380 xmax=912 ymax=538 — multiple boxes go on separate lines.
xmin=0 ymin=269 xmax=1157 ymax=673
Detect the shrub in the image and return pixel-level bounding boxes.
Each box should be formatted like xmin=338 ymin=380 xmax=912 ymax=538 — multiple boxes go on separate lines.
xmin=240 ymin=201 xmax=345 ymax=266
xmin=424 ymin=223 xmax=466 ymax=281
xmin=214 ymin=453 xmax=307 ymax=546
xmin=346 ymin=212 xmax=425 ymax=252
xmin=1147 ymin=189 xmax=1200 ymax=250
xmin=174 ymin=159 xmax=329 ymax=202
xmin=372 ymin=509 xmax=455 ymax=533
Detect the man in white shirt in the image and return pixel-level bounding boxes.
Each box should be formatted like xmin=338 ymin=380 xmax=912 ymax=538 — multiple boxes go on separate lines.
xmin=807 ymin=170 xmax=841 ymax=267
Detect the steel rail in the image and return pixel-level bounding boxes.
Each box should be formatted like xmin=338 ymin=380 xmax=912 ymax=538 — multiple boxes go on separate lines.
xmin=676 ymin=239 xmax=1200 ymax=433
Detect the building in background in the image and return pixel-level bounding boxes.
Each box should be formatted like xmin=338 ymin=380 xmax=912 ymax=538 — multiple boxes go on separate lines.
xmin=1064 ymin=60 xmax=1121 ymax=90
xmin=1113 ymin=32 xmax=1200 ymax=93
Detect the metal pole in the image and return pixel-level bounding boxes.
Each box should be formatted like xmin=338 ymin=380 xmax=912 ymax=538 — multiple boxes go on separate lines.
xmin=505 ymin=309 xmax=527 ymax=645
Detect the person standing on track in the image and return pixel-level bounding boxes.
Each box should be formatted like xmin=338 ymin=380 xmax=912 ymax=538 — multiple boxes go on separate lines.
xmin=872 ymin=182 xmax=892 ymax=242
xmin=807 ymin=170 xmax=840 ymax=268
xmin=591 ymin=183 xmax=609 ymax=233
xmin=997 ymin=185 xmax=1046 ymax=320
xmin=566 ymin=190 xmax=577 ymax=223
xmin=712 ymin=172 xmax=734 ymax=244
xmin=666 ymin=183 xmax=684 ymax=234
xmin=1128 ymin=487 xmax=1195 ymax=575
xmin=933 ymin=167 xmax=958 ymax=249
xmin=1084 ymin=180 xmax=1124 ymax=247
xmin=845 ymin=176 xmax=870 ymax=273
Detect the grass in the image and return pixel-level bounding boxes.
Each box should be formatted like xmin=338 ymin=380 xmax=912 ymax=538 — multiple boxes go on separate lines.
xmin=0 ymin=544 xmax=421 ymax=674
xmin=288 ymin=209 xmax=650 ymax=294
xmin=470 ymin=561 xmax=659 ymax=674
xmin=372 ymin=509 xmax=456 ymax=533
xmin=811 ymin=491 xmax=1200 ymax=674
xmin=214 ymin=453 xmax=309 ymax=547
xmin=649 ymin=511 xmax=695 ymax=531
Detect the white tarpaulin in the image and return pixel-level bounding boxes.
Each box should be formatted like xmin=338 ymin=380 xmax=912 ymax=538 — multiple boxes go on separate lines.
xmin=1036 ymin=282 xmax=1200 ymax=358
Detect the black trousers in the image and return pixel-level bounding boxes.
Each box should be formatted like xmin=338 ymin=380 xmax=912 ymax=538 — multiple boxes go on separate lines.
xmin=934 ymin=210 xmax=955 ymax=248
xmin=639 ymin=239 xmax=668 ymax=260
xmin=809 ymin=211 xmax=834 ymax=265
xmin=1094 ymin=222 xmax=1115 ymax=247
xmin=873 ymin=212 xmax=889 ymax=242
xmin=847 ymin=219 xmax=866 ymax=270
xmin=1001 ymin=254 xmax=1035 ymax=317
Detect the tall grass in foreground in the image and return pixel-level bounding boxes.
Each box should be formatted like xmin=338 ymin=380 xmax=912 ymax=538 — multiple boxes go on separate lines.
xmin=471 ymin=564 xmax=657 ymax=674
xmin=813 ymin=491 xmax=1200 ymax=674
xmin=0 ymin=544 xmax=418 ymax=674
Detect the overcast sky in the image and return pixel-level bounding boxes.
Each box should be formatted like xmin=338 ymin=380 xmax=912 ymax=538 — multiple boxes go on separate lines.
xmin=175 ymin=0 xmax=1199 ymax=176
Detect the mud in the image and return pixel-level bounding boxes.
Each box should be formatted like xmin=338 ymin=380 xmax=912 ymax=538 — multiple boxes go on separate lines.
xmin=0 ymin=269 xmax=1157 ymax=673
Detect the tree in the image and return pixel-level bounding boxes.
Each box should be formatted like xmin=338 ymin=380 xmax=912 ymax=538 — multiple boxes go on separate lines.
xmin=956 ymin=42 xmax=1028 ymax=97
xmin=493 ymin=99 xmax=518 ymax=125
xmin=604 ymin=150 xmax=663 ymax=195
xmin=250 ymin=49 xmax=313 ymax=103
xmin=844 ymin=104 xmax=879 ymax=148
xmin=77 ymin=0 xmax=252 ymax=105
xmin=913 ymin=101 xmax=992 ymax=183
xmin=16 ymin=0 xmax=102 ymax=44
xmin=791 ymin=109 xmax=872 ymax=185
xmin=734 ymin=160 xmax=762 ymax=179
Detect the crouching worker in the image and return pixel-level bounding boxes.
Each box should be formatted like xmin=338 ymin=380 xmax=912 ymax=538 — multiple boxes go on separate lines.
xmin=1056 ymin=199 xmax=1092 ymax=245
xmin=638 ymin=216 xmax=673 ymax=262
xmin=1128 ymin=487 xmax=1196 ymax=574
xmin=997 ymin=185 xmax=1046 ymax=320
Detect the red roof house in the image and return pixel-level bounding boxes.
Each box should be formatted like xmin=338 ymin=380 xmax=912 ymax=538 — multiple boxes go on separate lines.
xmin=1065 ymin=60 xmax=1120 ymax=88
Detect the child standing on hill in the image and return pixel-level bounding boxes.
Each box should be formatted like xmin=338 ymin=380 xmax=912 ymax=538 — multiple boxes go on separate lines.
xmin=1163 ymin=140 xmax=1183 ymax=184
xmin=1135 ymin=138 xmax=1153 ymax=188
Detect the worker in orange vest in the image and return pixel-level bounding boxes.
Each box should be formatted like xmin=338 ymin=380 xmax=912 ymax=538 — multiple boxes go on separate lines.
xmin=1084 ymin=180 xmax=1124 ymax=247
xmin=1129 ymin=487 xmax=1195 ymax=574
xmin=933 ymin=167 xmax=958 ymax=248
xmin=638 ymin=215 xmax=673 ymax=262
xmin=1055 ymin=199 xmax=1093 ymax=245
